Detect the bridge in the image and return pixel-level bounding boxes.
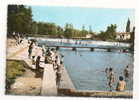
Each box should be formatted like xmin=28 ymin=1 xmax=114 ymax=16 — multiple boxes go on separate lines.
xmin=46 ymin=45 xmax=130 ymax=52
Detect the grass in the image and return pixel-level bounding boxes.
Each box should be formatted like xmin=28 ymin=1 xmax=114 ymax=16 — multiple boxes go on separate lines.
xmin=6 ymin=60 xmax=25 ymax=92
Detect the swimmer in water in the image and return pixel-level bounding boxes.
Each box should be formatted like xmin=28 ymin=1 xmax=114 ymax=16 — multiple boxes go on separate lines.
xmin=124 ymin=65 xmax=130 ymax=81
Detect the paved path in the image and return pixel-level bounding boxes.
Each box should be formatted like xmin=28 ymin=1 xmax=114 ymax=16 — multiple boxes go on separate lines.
xmin=41 ymin=64 xmax=57 ymax=96
xmin=7 ymin=40 xmax=58 ymax=95
xmin=7 ymin=39 xmax=28 ymax=58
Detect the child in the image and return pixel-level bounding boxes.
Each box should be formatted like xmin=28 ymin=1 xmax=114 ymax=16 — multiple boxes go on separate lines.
xmin=124 ymin=65 xmax=129 ymax=80
xmin=116 ymin=76 xmax=126 ymax=91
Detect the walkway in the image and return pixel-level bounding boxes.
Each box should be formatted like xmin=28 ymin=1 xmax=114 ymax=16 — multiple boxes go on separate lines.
xmin=7 ymin=39 xmax=58 ymax=96
xmin=41 ymin=64 xmax=57 ymax=96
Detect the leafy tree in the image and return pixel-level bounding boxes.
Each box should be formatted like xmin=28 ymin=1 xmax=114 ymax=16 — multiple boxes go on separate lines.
xmin=8 ymin=5 xmax=33 ymax=37
xmin=57 ymin=26 xmax=64 ymax=37
xmin=81 ymin=25 xmax=88 ymax=37
xmin=31 ymin=21 xmax=38 ymax=34
xmin=98 ymin=24 xmax=117 ymax=41
xmin=64 ymin=23 xmax=73 ymax=38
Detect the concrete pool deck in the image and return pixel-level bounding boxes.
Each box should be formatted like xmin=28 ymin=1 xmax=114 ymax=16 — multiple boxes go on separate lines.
xmin=59 ymin=63 xmax=75 ymax=89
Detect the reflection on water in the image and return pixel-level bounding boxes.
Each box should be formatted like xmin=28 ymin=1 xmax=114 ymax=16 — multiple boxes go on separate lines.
xmin=60 ymin=49 xmax=133 ymax=91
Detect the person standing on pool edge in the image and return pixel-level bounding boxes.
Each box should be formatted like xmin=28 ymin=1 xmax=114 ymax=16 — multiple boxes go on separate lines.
xmin=108 ymin=67 xmax=115 ymax=91
xmin=28 ymin=41 xmax=34 ymax=59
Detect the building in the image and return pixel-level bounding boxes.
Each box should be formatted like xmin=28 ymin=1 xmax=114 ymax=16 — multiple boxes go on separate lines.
xmin=116 ymin=32 xmax=131 ymax=40
xmin=86 ymin=34 xmax=93 ymax=38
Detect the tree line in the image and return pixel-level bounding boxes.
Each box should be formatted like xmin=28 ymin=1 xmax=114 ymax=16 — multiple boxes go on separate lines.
xmin=8 ymin=5 xmax=134 ymax=42
xmin=7 ymin=5 xmax=89 ymax=38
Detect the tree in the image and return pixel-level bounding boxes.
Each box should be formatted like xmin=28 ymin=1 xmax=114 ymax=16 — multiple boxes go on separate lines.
xmin=8 ymin=5 xmax=33 ymax=37
xmin=106 ymin=24 xmax=117 ymax=39
xmin=81 ymin=25 xmax=88 ymax=37
xmin=98 ymin=24 xmax=117 ymax=41
xmin=126 ymin=18 xmax=131 ymax=32
xmin=57 ymin=26 xmax=64 ymax=37
xmin=64 ymin=23 xmax=74 ymax=38
xmin=31 ymin=21 xmax=38 ymax=34
xmin=89 ymin=25 xmax=92 ymax=34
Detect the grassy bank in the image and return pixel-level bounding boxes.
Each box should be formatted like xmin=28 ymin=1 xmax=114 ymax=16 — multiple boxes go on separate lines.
xmin=6 ymin=60 xmax=25 ymax=93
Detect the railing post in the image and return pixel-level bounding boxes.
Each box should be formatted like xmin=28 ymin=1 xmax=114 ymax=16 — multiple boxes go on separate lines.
xmin=72 ymin=47 xmax=77 ymax=51
xmin=56 ymin=46 xmax=59 ymax=50
xmin=123 ymin=49 xmax=127 ymax=53
xmin=90 ymin=48 xmax=94 ymax=51
xmin=107 ymin=48 xmax=111 ymax=52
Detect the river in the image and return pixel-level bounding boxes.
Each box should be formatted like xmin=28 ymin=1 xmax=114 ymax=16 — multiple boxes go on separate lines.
xmin=30 ymin=38 xmax=133 ymax=91
xmin=61 ymin=50 xmax=133 ymax=91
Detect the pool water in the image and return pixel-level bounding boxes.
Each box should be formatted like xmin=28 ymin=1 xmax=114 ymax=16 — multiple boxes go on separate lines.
xmin=60 ymin=49 xmax=133 ymax=91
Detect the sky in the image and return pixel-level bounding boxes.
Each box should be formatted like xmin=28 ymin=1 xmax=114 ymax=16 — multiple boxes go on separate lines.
xmin=31 ymin=6 xmax=135 ymax=33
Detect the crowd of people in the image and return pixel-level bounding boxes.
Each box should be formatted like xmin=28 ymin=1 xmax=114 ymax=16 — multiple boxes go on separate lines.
xmin=27 ymin=40 xmax=63 ymax=88
xmin=12 ymin=32 xmax=24 ymax=46
xmin=105 ymin=66 xmax=130 ymax=92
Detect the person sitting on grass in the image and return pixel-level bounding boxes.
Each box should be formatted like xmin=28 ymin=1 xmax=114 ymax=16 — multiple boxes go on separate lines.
xmin=116 ymin=76 xmax=126 ymax=91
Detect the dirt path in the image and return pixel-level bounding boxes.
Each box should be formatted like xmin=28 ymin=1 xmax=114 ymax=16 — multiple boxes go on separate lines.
xmin=10 ymin=68 xmax=42 ymax=95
